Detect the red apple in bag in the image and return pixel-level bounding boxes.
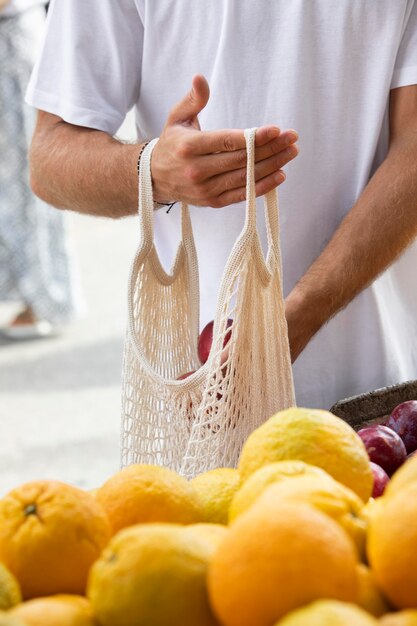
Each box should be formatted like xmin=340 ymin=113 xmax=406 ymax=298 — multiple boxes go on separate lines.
xmin=387 ymin=400 xmax=417 ymax=454
xmin=198 ymin=318 xmax=233 ymax=365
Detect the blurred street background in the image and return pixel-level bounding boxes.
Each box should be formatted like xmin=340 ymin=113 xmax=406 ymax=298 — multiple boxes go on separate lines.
xmin=0 ymin=113 xmax=138 ymax=496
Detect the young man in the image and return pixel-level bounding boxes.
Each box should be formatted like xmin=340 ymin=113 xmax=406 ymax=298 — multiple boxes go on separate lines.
xmin=27 ymin=1 xmax=417 ymax=409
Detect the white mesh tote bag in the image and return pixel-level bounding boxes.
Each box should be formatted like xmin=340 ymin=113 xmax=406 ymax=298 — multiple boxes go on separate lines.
xmin=121 ymin=128 xmax=295 ymax=478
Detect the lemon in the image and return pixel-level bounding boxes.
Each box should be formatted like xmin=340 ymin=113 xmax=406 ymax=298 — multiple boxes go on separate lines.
xmin=238 ymin=407 xmax=373 ymax=501
xmin=0 ymin=562 xmax=21 ymax=610
xmin=273 ymin=599 xmax=378 ymax=625
xmin=191 ymin=468 xmax=240 ymax=524
xmin=88 ymin=523 xmax=220 ymax=626
xmin=229 ymin=460 xmax=331 ymax=522
xmin=10 ymin=595 xmax=95 ymax=626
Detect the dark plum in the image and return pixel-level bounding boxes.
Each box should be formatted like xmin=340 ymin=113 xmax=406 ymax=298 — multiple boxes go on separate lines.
xmin=387 ymin=401 xmax=417 ymax=454
xmin=358 ymin=425 xmax=407 ymax=476
xmin=370 ymin=461 xmax=390 ymax=498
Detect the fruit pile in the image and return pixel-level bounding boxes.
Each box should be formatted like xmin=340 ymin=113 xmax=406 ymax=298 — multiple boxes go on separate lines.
xmin=358 ymin=401 xmax=417 ymax=497
xmin=1 ymin=407 xmax=417 ymax=625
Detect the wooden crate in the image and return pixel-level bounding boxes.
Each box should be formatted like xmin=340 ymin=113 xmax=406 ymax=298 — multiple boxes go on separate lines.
xmin=329 ymin=379 xmax=417 ymax=431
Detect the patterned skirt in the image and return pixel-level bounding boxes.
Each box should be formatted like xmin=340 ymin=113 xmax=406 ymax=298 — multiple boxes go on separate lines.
xmin=0 ymin=10 xmax=82 ymax=324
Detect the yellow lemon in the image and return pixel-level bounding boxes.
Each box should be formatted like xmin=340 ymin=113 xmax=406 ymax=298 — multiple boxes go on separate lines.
xmin=273 ymin=599 xmax=378 ymax=625
xmin=96 ymin=464 xmax=204 ymax=534
xmin=367 ymin=483 xmax=417 ymax=609
xmin=191 ymin=468 xmax=241 ymax=524
xmin=10 ymin=595 xmax=95 ymax=626
xmin=229 ymin=460 xmax=330 ymax=522
xmin=183 ymin=523 xmax=228 ymax=547
xmin=0 ymin=562 xmax=21 ymax=610
xmin=208 ymin=501 xmax=358 ymax=626
xmin=87 ymin=523 xmax=220 ymax=626
xmin=238 ymin=407 xmax=373 ymax=501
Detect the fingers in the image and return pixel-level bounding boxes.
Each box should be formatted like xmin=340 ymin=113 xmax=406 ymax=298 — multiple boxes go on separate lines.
xmin=193 ymin=130 xmax=298 ymax=179
xmin=187 ymin=125 xmax=282 ymax=155
xmin=207 ymin=170 xmax=287 ymax=209
xmin=166 ymin=74 xmax=210 ymax=127
xmin=200 ymin=142 xmax=297 ymax=198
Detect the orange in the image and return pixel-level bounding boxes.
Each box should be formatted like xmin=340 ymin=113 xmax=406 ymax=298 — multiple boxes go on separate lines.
xmin=380 ymin=610 xmax=417 ymax=625
xmin=238 ymin=407 xmax=373 ymax=501
xmin=96 ymin=464 xmax=204 ymax=534
xmin=356 ymin=563 xmax=390 ymax=617
xmin=10 ymin=595 xmax=95 ymax=626
xmin=273 ymin=599 xmax=378 ymax=625
xmin=208 ymin=500 xmax=358 ymax=626
xmin=0 ymin=481 xmax=111 ymax=599
xmin=229 ymin=474 xmax=366 ymax=556
xmin=87 ymin=523 xmax=221 ymax=626
xmin=191 ymin=468 xmax=241 ymax=524
xmin=367 ymin=483 xmax=417 ymax=609
xmin=229 ymin=460 xmax=330 ymax=522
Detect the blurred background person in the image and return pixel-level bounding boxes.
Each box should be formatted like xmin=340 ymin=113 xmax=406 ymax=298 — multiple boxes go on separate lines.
xmin=0 ymin=0 xmax=82 ymax=339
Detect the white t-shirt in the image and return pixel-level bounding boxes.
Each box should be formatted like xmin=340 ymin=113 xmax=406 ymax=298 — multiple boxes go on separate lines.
xmin=26 ymin=0 xmax=417 ymax=410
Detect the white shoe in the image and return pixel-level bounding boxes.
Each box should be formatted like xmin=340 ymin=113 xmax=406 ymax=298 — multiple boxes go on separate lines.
xmin=0 ymin=320 xmax=54 ymax=340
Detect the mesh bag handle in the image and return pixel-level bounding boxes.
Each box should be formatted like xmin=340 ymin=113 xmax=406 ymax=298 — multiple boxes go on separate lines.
xmin=138 ymin=138 xmax=196 ymax=259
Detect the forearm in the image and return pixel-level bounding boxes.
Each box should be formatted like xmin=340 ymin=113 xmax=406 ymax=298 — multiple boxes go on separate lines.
xmin=286 ymin=134 xmax=417 ymax=360
xmin=30 ymin=112 xmax=142 ymax=218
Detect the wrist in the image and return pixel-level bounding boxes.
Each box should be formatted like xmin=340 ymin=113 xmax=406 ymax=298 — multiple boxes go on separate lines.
xmin=285 ymin=286 xmax=328 ymax=361
xmin=137 ymin=140 xmax=177 ymax=211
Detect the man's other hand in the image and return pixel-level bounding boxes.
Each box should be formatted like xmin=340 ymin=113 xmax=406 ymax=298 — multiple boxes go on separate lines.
xmin=151 ymin=75 xmax=299 ymax=208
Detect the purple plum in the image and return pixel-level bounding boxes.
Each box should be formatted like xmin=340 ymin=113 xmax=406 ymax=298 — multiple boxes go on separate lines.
xmin=370 ymin=461 xmax=390 ymax=498
xmin=358 ymin=425 xmax=407 ymax=476
xmin=387 ymin=400 xmax=417 ymax=454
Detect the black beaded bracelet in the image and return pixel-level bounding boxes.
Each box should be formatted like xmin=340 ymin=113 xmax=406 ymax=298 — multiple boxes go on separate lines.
xmin=137 ymin=141 xmax=177 ymax=213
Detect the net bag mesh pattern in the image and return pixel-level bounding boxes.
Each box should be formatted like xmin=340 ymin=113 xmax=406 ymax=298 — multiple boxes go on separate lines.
xmin=121 ymin=129 xmax=295 ymax=478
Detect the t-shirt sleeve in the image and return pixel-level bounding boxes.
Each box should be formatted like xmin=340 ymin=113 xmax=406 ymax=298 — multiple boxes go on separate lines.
xmin=25 ymin=0 xmax=143 ymax=135
xmin=391 ymin=1 xmax=417 ymax=89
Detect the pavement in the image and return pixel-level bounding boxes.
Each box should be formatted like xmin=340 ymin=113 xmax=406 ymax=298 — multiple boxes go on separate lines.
xmin=0 ymin=116 xmax=139 ymax=496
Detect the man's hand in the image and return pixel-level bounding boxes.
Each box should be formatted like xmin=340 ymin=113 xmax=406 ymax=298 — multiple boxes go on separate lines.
xmin=30 ymin=75 xmax=297 ymax=218
xmin=151 ymin=75 xmax=298 ymax=208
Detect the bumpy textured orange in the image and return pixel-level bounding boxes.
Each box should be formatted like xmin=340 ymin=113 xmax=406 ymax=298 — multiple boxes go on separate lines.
xmin=368 ymin=483 xmax=417 ymax=610
xmin=0 ymin=481 xmax=111 ymax=598
xmin=96 ymin=464 xmax=204 ymax=534
xmin=208 ymin=500 xmax=358 ymax=626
